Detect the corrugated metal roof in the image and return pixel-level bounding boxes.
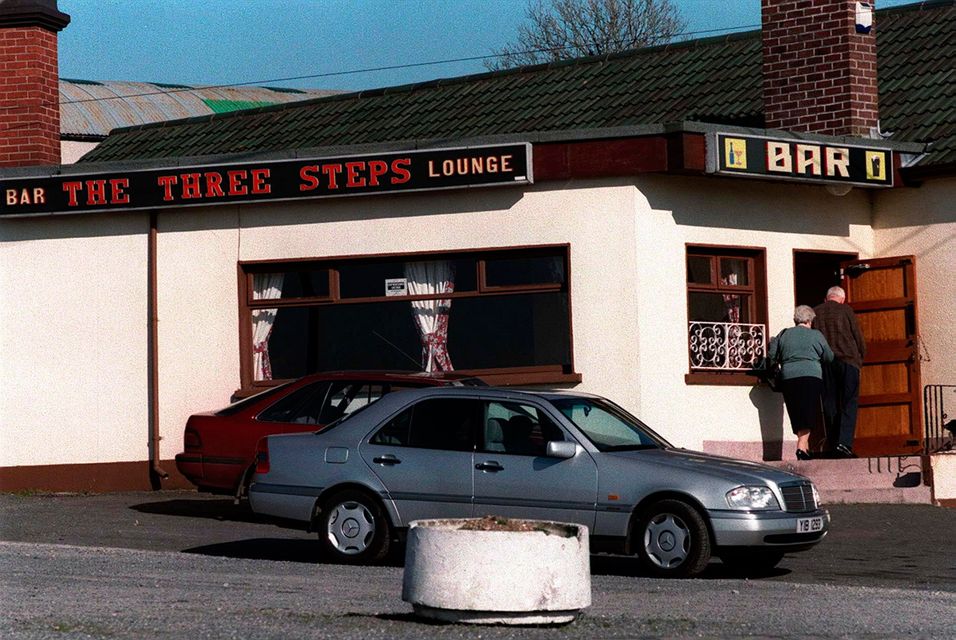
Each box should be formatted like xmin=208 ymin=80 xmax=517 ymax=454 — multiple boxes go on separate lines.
xmin=80 ymin=1 xmax=956 ymax=170
xmin=59 ymin=80 xmax=340 ymax=139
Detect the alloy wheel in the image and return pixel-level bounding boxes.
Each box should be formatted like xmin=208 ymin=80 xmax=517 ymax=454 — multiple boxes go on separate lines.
xmin=326 ymin=500 xmax=376 ymax=555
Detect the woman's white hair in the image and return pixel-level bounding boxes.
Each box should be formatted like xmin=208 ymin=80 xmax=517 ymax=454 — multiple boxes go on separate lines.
xmin=794 ymin=305 xmax=816 ymax=325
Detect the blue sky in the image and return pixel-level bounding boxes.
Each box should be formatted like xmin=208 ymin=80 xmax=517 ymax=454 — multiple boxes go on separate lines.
xmin=57 ymin=0 xmax=917 ymax=93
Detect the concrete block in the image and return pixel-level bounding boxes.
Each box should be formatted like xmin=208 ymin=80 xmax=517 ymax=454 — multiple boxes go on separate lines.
xmin=402 ymin=517 xmax=591 ymax=625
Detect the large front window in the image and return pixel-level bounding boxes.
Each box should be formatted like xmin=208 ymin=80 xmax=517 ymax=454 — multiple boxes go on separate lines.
xmin=240 ymin=246 xmax=575 ymax=389
xmin=686 ymin=245 xmax=767 ymax=379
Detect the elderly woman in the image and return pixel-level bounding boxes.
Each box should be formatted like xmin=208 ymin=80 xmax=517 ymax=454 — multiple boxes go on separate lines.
xmin=768 ymin=305 xmax=834 ymax=460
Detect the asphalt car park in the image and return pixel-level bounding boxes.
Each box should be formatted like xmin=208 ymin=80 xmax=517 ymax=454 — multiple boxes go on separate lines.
xmin=1 ymin=491 xmax=954 ymax=639
xmin=1 ymin=491 xmax=953 ymax=591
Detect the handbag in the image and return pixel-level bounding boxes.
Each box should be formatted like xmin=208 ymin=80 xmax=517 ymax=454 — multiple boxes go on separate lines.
xmin=756 ymin=328 xmax=787 ymax=392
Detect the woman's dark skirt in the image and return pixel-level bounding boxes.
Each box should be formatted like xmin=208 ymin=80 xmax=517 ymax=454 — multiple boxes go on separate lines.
xmin=782 ymin=376 xmax=824 ymax=434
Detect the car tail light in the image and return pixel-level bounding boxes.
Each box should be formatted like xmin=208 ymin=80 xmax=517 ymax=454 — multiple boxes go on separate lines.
xmin=183 ymin=427 xmax=202 ymax=451
xmin=255 ymin=438 xmax=269 ymax=474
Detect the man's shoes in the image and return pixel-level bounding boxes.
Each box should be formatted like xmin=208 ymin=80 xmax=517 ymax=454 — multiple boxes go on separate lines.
xmin=835 ymin=444 xmax=857 ymax=458
xmin=796 ymin=449 xmax=813 ymax=461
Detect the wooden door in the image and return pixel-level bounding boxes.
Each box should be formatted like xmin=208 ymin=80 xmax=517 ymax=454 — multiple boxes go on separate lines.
xmin=841 ymin=256 xmax=922 ymax=456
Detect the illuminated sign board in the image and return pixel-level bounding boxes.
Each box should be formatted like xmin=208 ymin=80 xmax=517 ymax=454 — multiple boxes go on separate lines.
xmin=708 ymin=133 xmax=893 ymax=187
xmin=0 ymin=143 xmax=532 ymax=218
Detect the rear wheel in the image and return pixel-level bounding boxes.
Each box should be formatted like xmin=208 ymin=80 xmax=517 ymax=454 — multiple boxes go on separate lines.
xmin=634 ymin=499 xmax=711 ymax=578
xmin=318 ymin=489 xmax=390 ymax=564
xmin=233 ymin=464 xmax=256 ymax=505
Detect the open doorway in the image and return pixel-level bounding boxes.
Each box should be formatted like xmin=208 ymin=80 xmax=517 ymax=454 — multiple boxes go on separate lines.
xmin=793 ymin=250 xmax=858 ymax=307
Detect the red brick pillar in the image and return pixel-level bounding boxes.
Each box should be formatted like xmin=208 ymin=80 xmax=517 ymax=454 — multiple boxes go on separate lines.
xmin=0 ymin=1 xmax=70 ymax=167
xmin=762 ymin=0 xmax=879 ymax=137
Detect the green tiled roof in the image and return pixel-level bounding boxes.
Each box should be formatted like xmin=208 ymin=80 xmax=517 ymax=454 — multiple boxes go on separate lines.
xmin=202 ymin=99 xmax=278 ymax=114
xmin=81 ymin=1 xmax=956 ymax=170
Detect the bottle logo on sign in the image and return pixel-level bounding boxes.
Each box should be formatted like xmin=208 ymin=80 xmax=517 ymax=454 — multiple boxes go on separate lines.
xmin=724 ymin=138 xmax=747 ymax=169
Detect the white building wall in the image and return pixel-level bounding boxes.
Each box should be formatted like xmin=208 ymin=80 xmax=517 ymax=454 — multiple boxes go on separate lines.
xmin=0 ymin=213 xmax=149 ymax=467
xmin=630 ymin=175 xmax=874 ymax=450
xmin=6 ymin=173 xmax=942 ymax=471
xmin=60 ymin=140 xmax=98 ymax=165
xmin=152 ymin=181 xmax=643 ymax=463
xmin=872 ymin=176 xmax=956 ymax=388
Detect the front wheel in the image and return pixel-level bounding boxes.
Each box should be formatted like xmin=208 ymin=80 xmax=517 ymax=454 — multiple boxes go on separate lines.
xmin=318 ymin=489 xmax=390 ymax=564
xmin=634 ymin=499 xmax=711 ymax=578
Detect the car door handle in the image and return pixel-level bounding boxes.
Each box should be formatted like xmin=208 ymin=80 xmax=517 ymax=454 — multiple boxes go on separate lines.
xmin=475 ymin=461 xmax=503 ymax=472
xmin=373 ymin=455 xmax=401 ymax=466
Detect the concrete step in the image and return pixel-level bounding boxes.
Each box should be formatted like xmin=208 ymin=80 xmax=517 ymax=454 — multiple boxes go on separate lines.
xmin=701 ymin=442 xmax=932 ymax=504
xmin=764 ymin=456 xmax=931 ymax=504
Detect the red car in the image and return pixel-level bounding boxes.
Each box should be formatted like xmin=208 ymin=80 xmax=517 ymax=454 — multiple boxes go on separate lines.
xmin=175 ymin=371 xmax=484 ymax=497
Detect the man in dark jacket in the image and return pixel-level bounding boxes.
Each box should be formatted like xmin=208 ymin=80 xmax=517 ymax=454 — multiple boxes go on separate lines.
xmin=813 ymin=286 xmax=866 ymax=458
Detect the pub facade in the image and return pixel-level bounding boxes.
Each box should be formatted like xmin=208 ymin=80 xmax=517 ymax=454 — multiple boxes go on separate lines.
xmin=1 ymin=0 xmax=953 ymax=491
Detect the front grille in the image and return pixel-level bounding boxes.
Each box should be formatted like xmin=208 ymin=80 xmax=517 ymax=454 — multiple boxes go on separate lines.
xmin=780 ymin=482 xmax=817 ymax=513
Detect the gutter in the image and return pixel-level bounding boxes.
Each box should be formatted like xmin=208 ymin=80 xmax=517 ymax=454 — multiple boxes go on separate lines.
xmin=148 ymin=211 xmax=169 ymax=486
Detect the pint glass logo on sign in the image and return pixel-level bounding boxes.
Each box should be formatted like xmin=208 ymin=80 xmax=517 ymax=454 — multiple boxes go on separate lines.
xmin=865 ymin=151 xmax=887 ymax=181
xmin=724 ymin=138 xmax=747 ymax=170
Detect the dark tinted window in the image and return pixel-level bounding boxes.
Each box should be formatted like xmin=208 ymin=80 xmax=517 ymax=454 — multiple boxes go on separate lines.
xmin=371 ymin=407 xmax=412 ymax=446
xmin=257 ymin=382 xmax=331 ymax=424
xmin=370 ymin=398 xmax=478 ymax=452
xmin=485 ymin=255 xmax=564 ymax=287
xmin=265 ymin=292 xmax=571 ymax=379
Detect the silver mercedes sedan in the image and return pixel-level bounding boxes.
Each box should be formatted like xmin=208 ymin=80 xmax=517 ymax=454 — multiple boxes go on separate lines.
xmin=249 ymin=386 xmax=828 ymax=578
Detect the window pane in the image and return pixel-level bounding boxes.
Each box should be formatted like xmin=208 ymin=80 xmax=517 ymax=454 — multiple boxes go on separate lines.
xmin=719 ymin=258 xmax=750 ymax=287
xmin=261 ymin=291 xmax=572 ymax=379
xmin=448 ymin=292 xmax=571 ymax=369
xmin=257 ymin=382 xmax=330 ymax=424
xmin=484 ymin=255 xmax=565 ymax=288
xmin=339 ymin=258 xmax=477 ymax=299
xmin=371 ymin=407 xmax=412 ymax=445
xmin=253 ymin=270 xmax=329 ymax=300
xmin=688 ymin=292 xmax=751 ymax=323
xmin=409 ymin=399 xmax=478 ymax=451
xmin=320 ymin=382 xmax=385 ymax=423
xmin=686 ymin=256 xmax=713 ymax=284
xmin=482 ymin=401 xmax=563 ymax=456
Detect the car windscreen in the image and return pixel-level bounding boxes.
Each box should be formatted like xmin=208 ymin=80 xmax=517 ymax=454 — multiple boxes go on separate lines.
xmin=549 ymin=397 xmax=671 ymax=452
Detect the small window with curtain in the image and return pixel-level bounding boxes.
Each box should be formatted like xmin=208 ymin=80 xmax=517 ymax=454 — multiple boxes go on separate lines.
xmin=686 ymin=245 xmax=768 ymax=381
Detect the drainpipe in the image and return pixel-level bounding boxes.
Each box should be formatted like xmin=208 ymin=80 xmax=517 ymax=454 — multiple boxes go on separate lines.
xmin=149 ymin=211 xmax=169 ymax=487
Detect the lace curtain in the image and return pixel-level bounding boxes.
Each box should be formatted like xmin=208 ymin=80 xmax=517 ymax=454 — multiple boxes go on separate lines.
xmin=404 ymin=261 xmax=455 ymax=372
xmin=252 ymin=273 xmax=284 ymax=380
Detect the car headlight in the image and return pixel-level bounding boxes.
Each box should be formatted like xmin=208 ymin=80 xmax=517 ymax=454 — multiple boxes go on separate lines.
xmin=811 ymin=482 xmax=822 ymax=508
xmin=726 ymin=485 xmax=780 ymax=510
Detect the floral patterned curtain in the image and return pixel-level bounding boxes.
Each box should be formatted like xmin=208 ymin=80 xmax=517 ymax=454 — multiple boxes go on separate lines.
xmin=721 ymin=272 xmax=741 ymax=324
xmin=404 ymin=260 xmax=454 ymax=372
xmin=252 ymin=273 xmax=284 ymax=380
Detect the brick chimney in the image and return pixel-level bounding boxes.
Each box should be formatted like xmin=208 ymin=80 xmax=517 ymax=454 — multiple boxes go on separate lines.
xmin=0 ymin=0 xmax=70 ymax=167
xmin=762 ymin=0 xmax=879 ymax=137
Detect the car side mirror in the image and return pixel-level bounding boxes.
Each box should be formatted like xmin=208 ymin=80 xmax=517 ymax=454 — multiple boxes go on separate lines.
xmin=546 ymin=441 xmax=577 ymax=459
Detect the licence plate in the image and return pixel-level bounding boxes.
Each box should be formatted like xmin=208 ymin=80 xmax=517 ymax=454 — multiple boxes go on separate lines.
xmin=796 ymin=516 xmax=824 ymax=533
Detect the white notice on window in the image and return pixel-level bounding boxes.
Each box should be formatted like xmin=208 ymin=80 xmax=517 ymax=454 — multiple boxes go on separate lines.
xmin=385 ymin=278 xmax=407 ymax=297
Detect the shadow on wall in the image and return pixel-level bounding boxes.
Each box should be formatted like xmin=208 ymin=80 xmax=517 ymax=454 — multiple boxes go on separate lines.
xmin=750 ymin=385 xmax=785 ymax=461
xmin=636 ymin=174 xmax=869 ymax=237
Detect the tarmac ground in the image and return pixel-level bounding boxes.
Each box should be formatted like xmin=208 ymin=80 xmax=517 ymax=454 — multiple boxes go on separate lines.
xmin=1 ymin=491 xmax=954 ymax=639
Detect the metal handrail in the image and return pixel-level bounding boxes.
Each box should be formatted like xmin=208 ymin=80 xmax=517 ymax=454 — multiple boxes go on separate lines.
xmin=923 ymin=385 xmax=956 ymax=454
